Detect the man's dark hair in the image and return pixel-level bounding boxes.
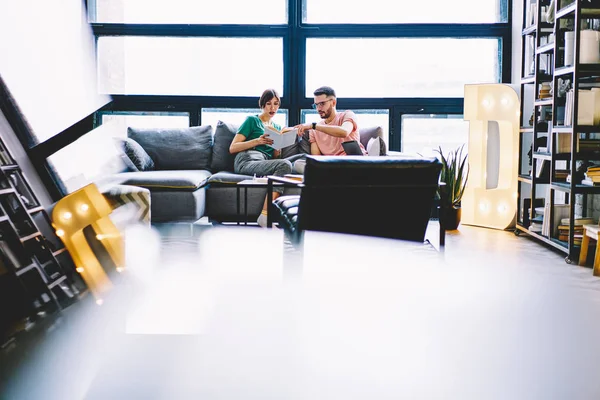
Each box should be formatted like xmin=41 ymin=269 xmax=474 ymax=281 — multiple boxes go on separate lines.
xmin=258 ymin=89 xmax=280 ymax=108
xmin=313 ymin=86 xmax=336 ymax=98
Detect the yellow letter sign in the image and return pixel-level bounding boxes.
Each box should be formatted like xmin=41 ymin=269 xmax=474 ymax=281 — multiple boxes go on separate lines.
xmin=462 ymin=84 xmax=519 ymax=230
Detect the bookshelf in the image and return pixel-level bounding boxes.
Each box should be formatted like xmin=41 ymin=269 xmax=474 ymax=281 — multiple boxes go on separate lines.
xmin=0 ymin=136 xmax=80 ymax=341
xmin=517 ymin=0 xmax=600 ymax=263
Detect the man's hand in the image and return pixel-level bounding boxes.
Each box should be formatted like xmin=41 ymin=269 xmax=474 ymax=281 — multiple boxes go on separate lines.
xmin=255 ymin=133 xmax=274 ymax=146
xmin=294 ymin=123 xmax=312 ymax=137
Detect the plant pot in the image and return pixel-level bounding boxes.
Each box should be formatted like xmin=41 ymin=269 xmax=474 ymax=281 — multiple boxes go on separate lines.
xmin=441 ymin=206 xmax=462 ymax=231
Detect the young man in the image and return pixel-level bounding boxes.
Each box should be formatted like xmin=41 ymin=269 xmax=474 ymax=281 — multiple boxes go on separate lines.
xmin=295 ymin=86 xmax=366 ymax=156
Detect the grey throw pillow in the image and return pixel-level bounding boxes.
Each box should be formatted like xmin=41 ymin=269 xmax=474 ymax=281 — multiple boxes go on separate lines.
xmin=211 ymin=121 xmax=239 ymax=172
xmin=127 ymin=125 xmax=213 ymax=170
xmin=119 ymin=138 xmax=154 ymax=171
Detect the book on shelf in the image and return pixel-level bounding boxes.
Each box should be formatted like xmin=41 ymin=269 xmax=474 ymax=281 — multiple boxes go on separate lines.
xmin=559 ymin=217 xmax=595 ymax=226
xmin=555 ymin=169 xmax=569 ymax=180
xmin=581 ymin=177 xmax=600 ymax=186
xmin=587 ymin=165 xmax=600 ymax=173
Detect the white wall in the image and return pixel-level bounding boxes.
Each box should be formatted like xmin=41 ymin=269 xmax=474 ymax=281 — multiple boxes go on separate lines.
xmin=0 ymin=110 xmax=52 ymax=207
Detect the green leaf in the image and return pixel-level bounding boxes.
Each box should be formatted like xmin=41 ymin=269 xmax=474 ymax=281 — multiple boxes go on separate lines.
xmin=435 ymin=144 xmax=469 ymax=207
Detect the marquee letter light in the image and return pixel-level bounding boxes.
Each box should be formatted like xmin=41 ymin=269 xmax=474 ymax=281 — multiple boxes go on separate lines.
xmin=462 ymin=84 xmax=519 ymax=230
xmin=51 ymin=183 xmax=124 ymax=304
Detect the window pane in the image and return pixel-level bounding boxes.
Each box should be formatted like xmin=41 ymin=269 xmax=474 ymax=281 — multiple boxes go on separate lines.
xmin=302 ymin=109 xmax=389 ymax=145
xmin=305 ymin=0 xmax=506 ymax=23
xmin=306 ymin=38 xmax=499 ymax=98
xmin=98 ymin=37 xmax=284 ymax=96
xmin=91 ymin=0 xmax=286 ymax=24
xmin=100 ymin=111 xmax=190 ymax=130
xmin=401 ymin=114 xmax=469 ymax=157
xmin=202 ymin=108 xmax=288 ymax=128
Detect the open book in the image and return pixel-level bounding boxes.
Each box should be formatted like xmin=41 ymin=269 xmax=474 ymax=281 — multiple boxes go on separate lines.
xmin=264 ymin=126 xmax=298 ymax=150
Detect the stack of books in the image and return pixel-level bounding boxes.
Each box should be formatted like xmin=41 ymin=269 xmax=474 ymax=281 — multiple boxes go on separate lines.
xmin=582 ymin=165 xmax=600 ymax=186
xmin=556 ymin=217 xmax=595 ymax=245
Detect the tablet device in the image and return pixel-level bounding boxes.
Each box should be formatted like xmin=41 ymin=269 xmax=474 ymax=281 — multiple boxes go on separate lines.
xmin=342 ymin=140 xmax=364 ymax=156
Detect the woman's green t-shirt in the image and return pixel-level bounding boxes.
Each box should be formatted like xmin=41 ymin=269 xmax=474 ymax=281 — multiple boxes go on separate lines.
xmin=237 ymin=115 xmax=282 ymax=159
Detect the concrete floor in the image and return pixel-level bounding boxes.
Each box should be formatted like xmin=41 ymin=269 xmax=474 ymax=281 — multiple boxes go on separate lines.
xmin=1 ymin=223 xmax=599 ymax=399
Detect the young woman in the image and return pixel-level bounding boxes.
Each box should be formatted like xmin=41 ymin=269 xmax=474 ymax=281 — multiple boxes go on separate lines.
xmin=229 ymin=89 xmax=300 ymax=227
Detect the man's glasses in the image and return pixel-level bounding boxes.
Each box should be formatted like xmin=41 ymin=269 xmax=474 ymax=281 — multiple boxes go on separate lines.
xmin=311 ymin=99 xmax=333 ymax=109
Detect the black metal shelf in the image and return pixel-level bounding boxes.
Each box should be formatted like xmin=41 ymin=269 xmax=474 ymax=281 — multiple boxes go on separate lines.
xmin=27 ymin=206 xmax=44 ymax=214
xmin=555 ymin=151 xmax=600 ymax=159
xmin=536 ymin=42 xmax=554 ymax=54
xmin=551 ymin=181 xmax=600 ymax=193
xmin=19 ymin=232 xmax=41 ymax=242
xmin=518 ymin=0 xmax=600 ymax=264
xmin=556 ymin=3 xmax=576 ymax=19
xmin=515 ymin=224 xmax=569 ymax=254
xmin=534 ymin=98 xmax=553 ymax=107
xmin=52 ymin=248 xmax=67 ymax=257
xmin=533 ymin=152 xmax=552 ymax=160
xmin=521 ymin=75 xmax=535 ymax=84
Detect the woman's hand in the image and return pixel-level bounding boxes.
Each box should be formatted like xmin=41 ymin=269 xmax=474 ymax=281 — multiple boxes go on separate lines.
xmin=273 ymin=149 xmax=281 ymax=158
xmin=281 ymin=127 xmax=293 ymax=133
xmin=255 ymin=133 xmax=274 ymax=146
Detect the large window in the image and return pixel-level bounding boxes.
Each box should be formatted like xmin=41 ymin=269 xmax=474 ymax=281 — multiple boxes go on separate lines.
xmin=90 ymin=0 xmax=287 ymax=24
xmin=98 ymin=37 xmax=284 ymax=96
xmin=306 ymin=38 xmax=501 ymax=98
xmin=2 ymin=0 xmax=510 ymax=199
xmin=304 ymin=0 xmax=507 ymax=23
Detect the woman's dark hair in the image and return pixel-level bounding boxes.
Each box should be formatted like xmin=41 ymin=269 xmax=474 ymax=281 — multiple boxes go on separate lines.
xmin=259 ymin=89 xmax=280 ymax=108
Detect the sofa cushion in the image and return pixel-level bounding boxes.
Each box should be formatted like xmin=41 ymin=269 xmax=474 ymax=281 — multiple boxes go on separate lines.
xmin=113 ymin=170 xmax=212 ymax=191
xmin=127 ymin=126 xmax=213 ymax=171
xmin=208 ymin=171 xmax=254 ymax=184
xmin=117 ymin=138 xmax=154 ymax=171
xmin=211 ymin=121 xmax=239 ymax=173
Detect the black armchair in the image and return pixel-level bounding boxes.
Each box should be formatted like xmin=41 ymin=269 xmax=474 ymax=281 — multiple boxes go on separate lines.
xmin=268 ymin=155 xmax=443 ymax=248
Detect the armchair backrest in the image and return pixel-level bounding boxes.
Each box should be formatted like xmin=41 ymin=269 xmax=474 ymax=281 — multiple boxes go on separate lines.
xmin=298 ymin=155 xmax=442 ymax=242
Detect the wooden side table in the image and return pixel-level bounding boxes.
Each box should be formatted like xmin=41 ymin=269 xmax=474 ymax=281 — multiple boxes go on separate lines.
xmin=578 ymin=224 xmax=600 ymax=277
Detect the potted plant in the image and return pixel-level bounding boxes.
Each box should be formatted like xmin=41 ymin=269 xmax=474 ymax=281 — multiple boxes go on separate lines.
xmin=435 ymin=145 xmax=469 ymax=230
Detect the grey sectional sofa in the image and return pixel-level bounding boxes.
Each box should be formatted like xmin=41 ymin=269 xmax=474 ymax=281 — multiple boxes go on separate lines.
xmin=106 ymin=121 xmax=386 ymax=223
